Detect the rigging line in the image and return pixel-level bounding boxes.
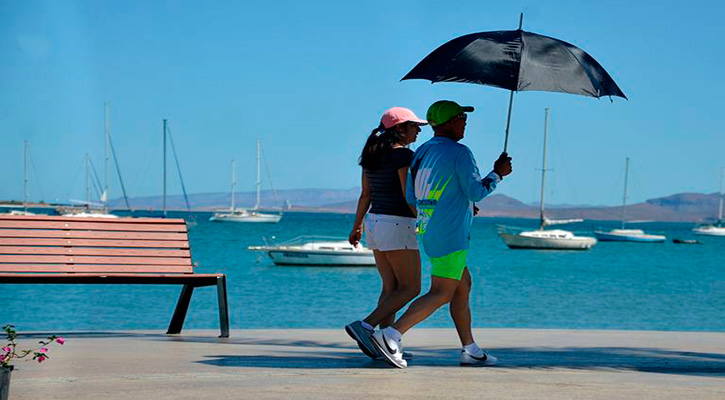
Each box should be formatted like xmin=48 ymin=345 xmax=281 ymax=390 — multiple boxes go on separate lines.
xmin=166 ymin=126 xmax=192 ymax=212
xmin=27 ymin=144 xmax=46 ymax=202
xmin=260 ymin=146 xmax=280 ymax=206
xmin=65 ymin=158 xmax=85 ymax=203
xmin=108 ymin=134 xmax=132 ymax=210
xmin=88 ymin=157 xmax=105 ymax=202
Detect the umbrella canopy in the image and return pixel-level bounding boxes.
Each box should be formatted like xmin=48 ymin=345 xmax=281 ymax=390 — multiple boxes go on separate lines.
xmin=403 ymin=30 xmax=626 ymax=99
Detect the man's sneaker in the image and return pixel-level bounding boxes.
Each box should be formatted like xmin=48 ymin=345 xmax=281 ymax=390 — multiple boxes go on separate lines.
xmin=345 ymin=321 xmax=379 ymax=359
xmin=460 ymin=350 xmax=498 ymax=366
xmin=371 ymin=330 xmax=407 ymax=369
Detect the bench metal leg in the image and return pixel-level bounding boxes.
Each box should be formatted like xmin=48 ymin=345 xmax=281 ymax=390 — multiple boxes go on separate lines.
xmin=167 ymin=284 xmax=194 ymax=335
xmin=217 ymin=276 xmax=230 ymax=338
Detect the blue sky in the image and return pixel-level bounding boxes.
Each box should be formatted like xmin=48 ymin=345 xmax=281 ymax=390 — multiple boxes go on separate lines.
xmin=1 ymin=0 xmax=723 ymax=206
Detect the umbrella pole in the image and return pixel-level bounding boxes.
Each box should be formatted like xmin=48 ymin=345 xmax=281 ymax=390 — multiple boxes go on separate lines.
xmin=503 ymin=90 xmax=515 ymax=153
xmin=503 ymin=13 xmax=523 ymax=153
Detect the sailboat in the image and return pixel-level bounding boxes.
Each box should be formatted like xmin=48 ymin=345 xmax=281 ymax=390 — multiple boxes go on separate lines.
xmin=4 ymin=141 xmax=36 ymax=216
xmin=593 ymin=158 xmax=665 ymax=242
xmin=210 ymin=139 xmax=282 ymax=223
xmin=64 ymin=103 xmax=124 ymax=218
xmin=498 ymin=108 xmax=597 ymax=250
xmin=693 ymin=167 xmax=725 ymax=236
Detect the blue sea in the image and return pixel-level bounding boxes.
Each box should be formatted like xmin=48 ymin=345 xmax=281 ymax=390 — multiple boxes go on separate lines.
xmin=1 ymin=211 xmax=724 ymax=332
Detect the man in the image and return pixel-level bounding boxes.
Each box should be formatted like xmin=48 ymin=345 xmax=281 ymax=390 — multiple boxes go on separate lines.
xmin=370 ymin=100 xmax=513 ymax=368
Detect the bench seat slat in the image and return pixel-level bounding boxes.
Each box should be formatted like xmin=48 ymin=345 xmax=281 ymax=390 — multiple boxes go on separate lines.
xmin=0 ymin=247 xmax=190 ymax=257
xmin=0 ymin=220 xmax=187 ymax=233
xmin=0 ymin=273 xmax=222 ymax=285
xmin=0 ymin=230 xmax=189 ymax=241
xmin=0 ymin=215 xmax=186 ymax=224
xmin=0 ymin=255 xmax=191 ymax=265
xmin=0 ymin=238 xmax=189 ymax=248
xmin=0 ymin=265 xmax=194 ymax=273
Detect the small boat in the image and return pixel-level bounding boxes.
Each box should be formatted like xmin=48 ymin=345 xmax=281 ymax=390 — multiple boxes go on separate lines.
xmin=693 ymin=168 xmax=725 ymax=237
xmin=497 ymin=109 xmax=596 ymax=251
xmin=594 ymin=158 xmax=665 ymax=243
xmin=673 ymin=238 xmax=701 ymax=244
xmin=210 ymin=140 xmax=282 ymax=223
xmin=594 ymin=228 xmax=665 ymax=243
xmin=248 ymin=236 xmax=375 ymax=266
xmin=499 ymin=228 xmax=596 ymax=250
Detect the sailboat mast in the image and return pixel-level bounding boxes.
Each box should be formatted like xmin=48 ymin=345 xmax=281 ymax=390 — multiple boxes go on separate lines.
xmin=163 ymin=119 xmax=167 ymax=217
xmin=231 ymin=159 xmax=236 ymax=212
xmin=23 ymin=140 xmax=29 ymax=211
xmin=621 ymin=157 xmax=630 ymax=230
xmin=538 ymin=108 xmax=549 ymax=230
xmin=85 ymin=154 xmax=91 ymax=208
xmin=104 ymin=102 xmax=110 ymax=211
xmin=718 ymin=167 xmax=724 ymax=225
xmin=255 ymin=139 xmax=261 ymax=210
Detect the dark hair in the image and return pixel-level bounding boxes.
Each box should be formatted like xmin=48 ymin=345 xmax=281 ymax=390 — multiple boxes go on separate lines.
xmin=359 ymin=123 xmax=407 ymax=170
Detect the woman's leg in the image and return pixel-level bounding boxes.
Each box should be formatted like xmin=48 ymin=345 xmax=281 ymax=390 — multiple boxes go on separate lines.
xmin=365 ymin=250 xmax=396 ymax=328
xmin=392 ymin=276 xmax=461 ymax=334
xmin=449 ymin=267 xmax=474 ymax=346
xmin=364 ymin=250 xmax=421 ymax=327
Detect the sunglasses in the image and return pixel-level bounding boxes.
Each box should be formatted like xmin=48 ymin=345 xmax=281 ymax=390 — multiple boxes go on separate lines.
xmin=454 ymin=113 xmax=467 ymax=121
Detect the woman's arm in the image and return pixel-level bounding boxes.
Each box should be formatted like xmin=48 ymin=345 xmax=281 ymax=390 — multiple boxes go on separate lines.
xmin=398 ymin=166 xmax=417 ymax=217
xmin=349 ymin=171 xmax=372 ymax=246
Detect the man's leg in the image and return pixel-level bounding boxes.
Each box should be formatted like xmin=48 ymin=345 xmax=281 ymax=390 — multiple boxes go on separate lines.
xmin=392 ymin=276 xmax=460 ymax=334
xmin=450 ymin=267 xmax=474 ymax=346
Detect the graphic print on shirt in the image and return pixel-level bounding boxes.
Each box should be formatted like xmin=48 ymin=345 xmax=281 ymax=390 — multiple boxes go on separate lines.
xmin=413 ymin=152 xmax=450 ymax=235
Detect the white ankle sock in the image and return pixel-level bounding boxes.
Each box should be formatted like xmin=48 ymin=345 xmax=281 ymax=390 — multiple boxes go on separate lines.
xmin=463 ymin=342 xmax=484 ymax=357
xmin=383 ymin=327 xmax=402 ymax=343
xmin=360 ymin=321 xmax=374 ymax=331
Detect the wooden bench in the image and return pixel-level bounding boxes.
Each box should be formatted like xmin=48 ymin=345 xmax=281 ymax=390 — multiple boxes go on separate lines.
xmin=0 ymin=214 xmax=230 ymax=338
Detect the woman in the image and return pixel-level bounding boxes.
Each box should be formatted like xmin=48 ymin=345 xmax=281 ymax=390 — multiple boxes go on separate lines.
xmin=345 ymin=107 xmax=425 ymax=359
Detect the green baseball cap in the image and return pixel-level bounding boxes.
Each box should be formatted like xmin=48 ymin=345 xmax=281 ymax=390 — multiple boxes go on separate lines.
xmin=426 ymin=100 xmax=475 ymax=127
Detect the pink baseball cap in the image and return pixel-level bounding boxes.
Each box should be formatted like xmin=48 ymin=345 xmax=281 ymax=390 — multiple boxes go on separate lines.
xmin=380 ymin=107 xmax=428 ymax=129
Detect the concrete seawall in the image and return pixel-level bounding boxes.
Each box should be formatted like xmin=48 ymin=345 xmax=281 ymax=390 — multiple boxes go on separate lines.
xmin=9 ymin=329 xmax=725 ymax=399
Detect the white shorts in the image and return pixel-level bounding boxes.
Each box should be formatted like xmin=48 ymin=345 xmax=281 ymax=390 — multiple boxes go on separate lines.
xmin=364 ymin=213 xmax=419 ymax=251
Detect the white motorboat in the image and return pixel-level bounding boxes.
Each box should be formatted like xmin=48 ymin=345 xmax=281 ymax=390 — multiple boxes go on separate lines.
xmin=248 ymin=236 xmax=375 ymax=266
xmin=211 ymin=209 xmax=282 ymax=223
xmin=498 ymin=108 xmax=596 ymax=250
xmin=210 ymin=140 xmax=282 ymax=223
xmin=499 ymin=229 xmax=596 ymax=250
xmin=693 ymin=167 xmax=725 ymax=237
xmin=594 ymin=158 xmax=666 ymax=243
xmin=593 ymin=228 xmax=665 ymax=242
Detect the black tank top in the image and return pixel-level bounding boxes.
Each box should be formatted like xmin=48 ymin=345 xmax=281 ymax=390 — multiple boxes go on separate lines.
xmin=365 ymin=148 xmax=415 ymax=218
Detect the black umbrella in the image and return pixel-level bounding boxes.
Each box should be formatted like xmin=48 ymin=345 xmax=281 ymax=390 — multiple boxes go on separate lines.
xmin=402 ymin=15 xmax=626 ymax=151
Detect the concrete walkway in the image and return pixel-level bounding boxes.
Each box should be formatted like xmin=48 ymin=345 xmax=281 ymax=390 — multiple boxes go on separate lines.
xmin=8 ymin=329 xmax=725 ymax=399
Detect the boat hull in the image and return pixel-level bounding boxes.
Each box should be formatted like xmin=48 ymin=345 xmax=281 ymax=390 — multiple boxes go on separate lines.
xmin=593 ymin=231 xmax=665 ymax=242
xmin=499 ymin=233 xmax=596 ymax=250
xmin=210 ymin=212 xmax=282 ymax=223
xmin=693 ymin=227 xmax=725 ymax=236
xmin=266 ymin=250 xmax=375 ymax=266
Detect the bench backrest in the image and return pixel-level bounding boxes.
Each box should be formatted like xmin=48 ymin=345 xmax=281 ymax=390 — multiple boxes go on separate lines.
xmin=0 ymin=215 xmax=192 ymax=274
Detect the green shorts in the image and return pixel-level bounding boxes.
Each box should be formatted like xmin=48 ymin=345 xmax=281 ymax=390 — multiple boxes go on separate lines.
xmin=430 ymin=249 xmax=468 ymax=281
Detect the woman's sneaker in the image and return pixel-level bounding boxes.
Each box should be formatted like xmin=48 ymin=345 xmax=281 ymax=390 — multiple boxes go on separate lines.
xmin=460 ymin=350 xmax=498 ymax=366
xmin=371 ymin=330 xmax=407 ymax=368
xmin=345 ymin=321 xmax=379 ymax=359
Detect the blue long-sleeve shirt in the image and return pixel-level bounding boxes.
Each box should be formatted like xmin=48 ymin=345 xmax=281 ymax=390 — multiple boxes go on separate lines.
xmin=406 ymin=136 xmax=500 ymax=258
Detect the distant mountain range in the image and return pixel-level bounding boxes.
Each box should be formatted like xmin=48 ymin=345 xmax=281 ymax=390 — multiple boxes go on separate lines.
xmin=109 ymin=189 xmax=723 ymax=223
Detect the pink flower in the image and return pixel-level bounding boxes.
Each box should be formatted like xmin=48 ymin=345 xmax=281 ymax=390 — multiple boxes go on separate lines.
xmin=56 ymin=338 xmax=65 ymax=345
xmin=37 ymin=355 xmax=46 ymax=363
xmin=39 ymin=348 xmax=48 ymax=353
xmin=1 ymin=347 xmax=10 ymax=353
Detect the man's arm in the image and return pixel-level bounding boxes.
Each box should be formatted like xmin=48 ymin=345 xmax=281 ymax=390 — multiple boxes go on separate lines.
xmin=455 ymin=148 xmax=501 ymax=202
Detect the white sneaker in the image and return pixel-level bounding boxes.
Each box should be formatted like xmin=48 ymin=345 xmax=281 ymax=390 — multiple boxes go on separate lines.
xmin=371 ymin=330 xmax=407 ymax=369
xmin=460 ymin=350 xmax=498 ymax=366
